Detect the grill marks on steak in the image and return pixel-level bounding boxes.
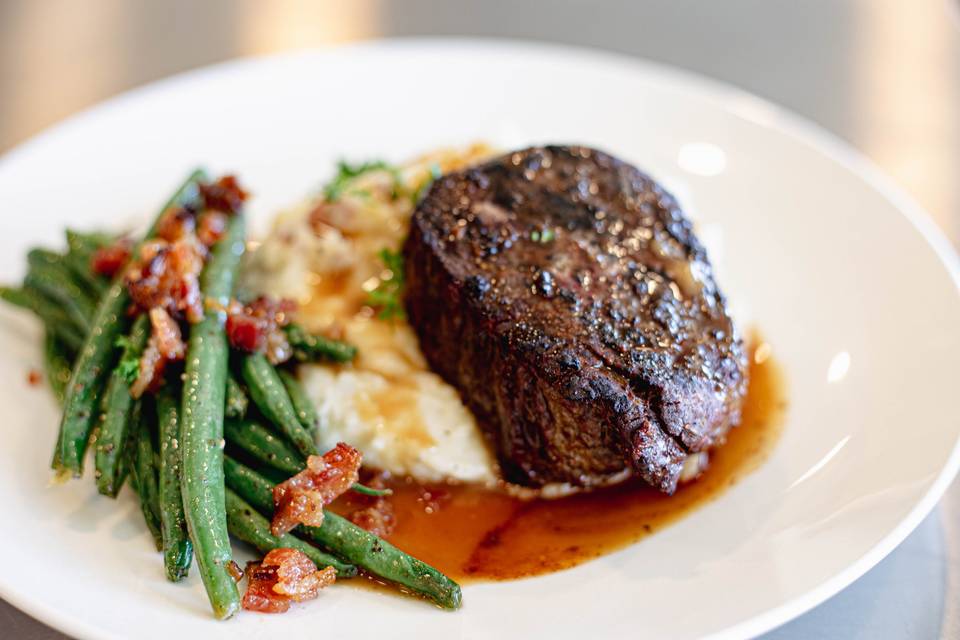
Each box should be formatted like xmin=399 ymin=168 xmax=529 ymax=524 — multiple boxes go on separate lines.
xmin=403 ymin=146 xmax=747 ymax=493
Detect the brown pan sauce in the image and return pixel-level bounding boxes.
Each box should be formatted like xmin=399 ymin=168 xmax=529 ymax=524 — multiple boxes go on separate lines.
xmin=333 ymin=342 xmax=785 ymax=583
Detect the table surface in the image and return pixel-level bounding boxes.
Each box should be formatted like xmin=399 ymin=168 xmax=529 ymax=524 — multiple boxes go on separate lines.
xmin=1 ymin=1 xmax=958 ymax=638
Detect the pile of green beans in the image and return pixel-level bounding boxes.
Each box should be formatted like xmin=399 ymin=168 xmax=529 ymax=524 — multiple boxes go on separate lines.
xmin=56 ymin=171 xmax=204 ymax=478
xmin=1 ymin=170 xmax=462 ymax=618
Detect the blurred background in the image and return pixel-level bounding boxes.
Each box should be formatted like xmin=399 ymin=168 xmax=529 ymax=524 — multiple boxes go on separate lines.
xmin=1 ymin=1 xmax=958 ymax=638
xmin=2 ymin=0 xmax=958 ymax=241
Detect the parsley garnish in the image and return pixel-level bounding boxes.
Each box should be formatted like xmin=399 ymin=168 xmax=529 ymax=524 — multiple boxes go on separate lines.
xmin=323 ymin=159 xmax=396 ymax=201
xmin=367 ymin=248 xmax=405 ymax=320
xmin=530 ymin=228 xmax=556 ymax=243
xmin=115 ymin=335 xmax=141 ymax=384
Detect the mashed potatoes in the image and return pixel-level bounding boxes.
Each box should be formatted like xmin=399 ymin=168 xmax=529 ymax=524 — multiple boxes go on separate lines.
xmin=244 ymin=145 xmax=499 ymax=484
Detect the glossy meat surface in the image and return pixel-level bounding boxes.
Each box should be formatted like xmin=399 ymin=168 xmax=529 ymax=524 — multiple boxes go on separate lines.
xmin=404 ymin=146 xmax=747 ymax=492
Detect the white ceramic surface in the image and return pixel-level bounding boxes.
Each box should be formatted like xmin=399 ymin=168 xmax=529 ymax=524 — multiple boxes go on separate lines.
xmin=1 ymin=39 xmax=959 ymax=640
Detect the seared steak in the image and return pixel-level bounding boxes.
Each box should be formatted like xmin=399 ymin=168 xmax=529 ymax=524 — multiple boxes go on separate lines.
xmin=403 ymin=146 xmax=747 ymax=493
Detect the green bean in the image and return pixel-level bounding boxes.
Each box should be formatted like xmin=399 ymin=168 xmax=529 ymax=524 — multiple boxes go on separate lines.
xmin=66 ymin=229 xmax=113 ymax=255
xmin=130 ymin=405 xmax=163 ymax=551
xmin=156 ymin=386 xmax=192 ymax=582
xmin=23 ymin=271 xmax=92 ymax=331
xmin=225 ymin=373 xmax=248 ymax=419
xmin=65 ymin=230 xmax=114 ymax=296
xmin=94 ymin=315 xmax=150 ymax=497
xmin=64 ymin=250 xmax=107 ymax=298
xmin=285 ymin=323 xmax=356 ymax=363
xmin=224 ymin=487 xmax=356 ymax=577
xmin=51 ymin=324 xmax=84 ymax=354
xmin=112 ymin=417 xmax=135 ymax=498
xmin=224 ymin=418 xmax=304 ymax=475
xmin=223 ymin=457 xmax=460 ymax=609
xmin=28 ymin=247 xmax=94 ymax=289
xmin=0 ymin=286 xmax=85 ymax=350
xmin=255 ymin=465 xmax=290 ymax=485
xmin=26 ymin=250 xmax=97 ymax=325
xmin=43 ymin=331 xmax=74 ymax=405
xmin=180 ymin=211 xmax=244 ymax=620
xmin=1 ymin=285 xmax=70 ymax=325
xmin=42 ymin=314 xmax=85 ymax=354
xmin=242 ymin=353 xmax=317 ymax=459
xmin=277 ymin=369 xmax=319 ymax=434
xmin=56 ymin=169 xmax=205 ymax=477
xmin=349 ymin=483 xmax=392 ymax=497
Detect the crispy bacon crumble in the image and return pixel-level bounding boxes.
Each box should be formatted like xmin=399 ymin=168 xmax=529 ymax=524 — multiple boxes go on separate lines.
xmin=131 ymin=307 xmax=186 ymax=398
xmin=242 ymin=548 xmax=336 ymax=613
xmin=226 ymin=296 xmax=297 ymax=364
xmin=121 ymin=173 xmax=250 ymax=397
xmin=90 ymin=239 xmax=132 ymax=278
xmin=271 ymin=443 xmax=362 ymax=536
xmin=227 ymin=560 xmax=244 ymax=582
xmin=196 ymin=210 xmax=228 ymax=247
xmin=155 ymin=206 xmax=196 ymax=244
xmin=199 ymin=175 xmax=248 ymax=215
xmin=126 ymin=238 xmax=205 ymax=323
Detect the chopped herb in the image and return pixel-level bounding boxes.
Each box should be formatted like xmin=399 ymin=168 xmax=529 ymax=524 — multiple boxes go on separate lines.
xmin=411 ymin=163 xmax=442 ymax=204
xmin=115 ymin=334 xmax=141 ymax=384
xmin=531 ymin=228 xmax=556 ymax=243
xmin=323 ymin=159 xmax=395 ymax=201
xmin=386 ymin=166 xmax=405 ymax=201
xmin=367 ymin=248 xmax=405 ymax=320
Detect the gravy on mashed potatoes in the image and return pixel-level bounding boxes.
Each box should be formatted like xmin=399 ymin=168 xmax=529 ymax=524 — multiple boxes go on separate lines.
xmin=244 ymin=145 xmax=499 ymax=485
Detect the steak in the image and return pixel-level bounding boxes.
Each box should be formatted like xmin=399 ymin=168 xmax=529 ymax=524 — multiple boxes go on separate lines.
xmin=403 ymin=146 xmax=747 ymax=493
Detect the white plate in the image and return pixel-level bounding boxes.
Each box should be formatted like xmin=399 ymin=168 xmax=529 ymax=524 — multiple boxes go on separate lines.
xmin=1 ymin=39 xmax=959 ymax=640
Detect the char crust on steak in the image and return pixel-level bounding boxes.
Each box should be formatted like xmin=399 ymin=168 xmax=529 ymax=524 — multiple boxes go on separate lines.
xmin=403 ymin=146 xmax=747 ymax=493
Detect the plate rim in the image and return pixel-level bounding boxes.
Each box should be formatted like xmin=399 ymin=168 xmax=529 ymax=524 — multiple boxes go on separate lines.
xmin=2 ymin=36 xmax=959 ymax=640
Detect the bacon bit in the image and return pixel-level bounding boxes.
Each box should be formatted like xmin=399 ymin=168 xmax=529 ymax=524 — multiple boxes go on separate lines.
xmin=243 ymin=565 xmax=289 ymax=614
xmin=242 ymin=549 xmax=336 ymax=613
xmin=199 ymin=175 xmax=248 ymax=215
xmin=150 ymin=307 xmax=186 ymax=360
xmin=268 ymin=551 xmax=335 ymax=599
xmin=126 ymin=237 xmax=205 ymax=323
xmin=130 ymin=308 xmax=186 ymax=398
xmin=90 ymin=239 xmax=132 ymax=278
xmin=226 ymin=560 xmax=244 ymax=582
xmin=225 ymin=314 xmax=260 ymax=351
xmin=130 ymin=341 xmax=162 ymax=399
xmin=226 ymin=296 xmax=297 ymax=364
xmin=196 ymin=210 xmax=228 ymax=247
xmin=155 ymin=206 xmax=196 ymax=243
xmin=271 ymin=443 xmax=362 ymax=536
xmin=27 ymin=369 xmax=43 ymax=386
